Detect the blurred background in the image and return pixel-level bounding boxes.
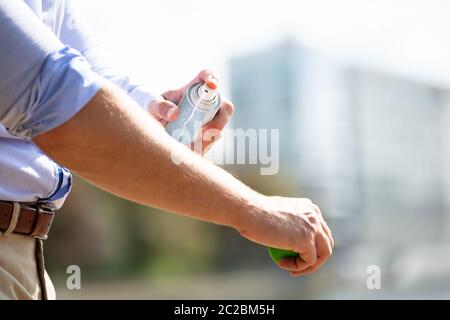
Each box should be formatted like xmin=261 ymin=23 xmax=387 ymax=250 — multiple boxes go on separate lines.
xmin=48 ymin=0 xmax=450 ymax=299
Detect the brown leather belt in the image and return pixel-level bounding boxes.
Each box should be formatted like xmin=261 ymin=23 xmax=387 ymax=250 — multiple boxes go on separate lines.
xmin=0 ymin=201 xmax=55 ymax=240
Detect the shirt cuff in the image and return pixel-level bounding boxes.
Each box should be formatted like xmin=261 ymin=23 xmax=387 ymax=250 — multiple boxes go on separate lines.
xmin=9 ymin=46 xmax=104 ymax=139
xmin=127 ymin=84 xmax=155 ymax=112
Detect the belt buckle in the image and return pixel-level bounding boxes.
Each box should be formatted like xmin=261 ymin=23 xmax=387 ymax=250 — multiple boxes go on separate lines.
xmin=31 ymin=204 xmax=55 ymax=240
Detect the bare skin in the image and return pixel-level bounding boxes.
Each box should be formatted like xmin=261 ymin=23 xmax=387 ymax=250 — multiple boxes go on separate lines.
xmin=33 ymin=71 xmax=334 ymax=276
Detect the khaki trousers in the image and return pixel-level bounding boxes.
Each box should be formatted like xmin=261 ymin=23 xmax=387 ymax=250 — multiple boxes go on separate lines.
xmin=0 ymin=233 xmax=55 ymax=300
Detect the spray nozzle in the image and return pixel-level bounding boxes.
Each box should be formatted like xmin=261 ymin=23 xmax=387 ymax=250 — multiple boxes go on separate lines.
xmin=198 ymin=82 xmax=218 ymax=102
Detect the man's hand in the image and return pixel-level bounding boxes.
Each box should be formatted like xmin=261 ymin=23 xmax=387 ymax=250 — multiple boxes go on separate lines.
xmin=147 ymin=70 xmax=234 ymax=154
xmin=237 ymin=196 xmax=334 ymax=276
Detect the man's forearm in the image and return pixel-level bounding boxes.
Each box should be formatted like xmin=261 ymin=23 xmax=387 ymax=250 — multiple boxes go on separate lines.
xmin=33 ymin=84 xmax=261 ymax=229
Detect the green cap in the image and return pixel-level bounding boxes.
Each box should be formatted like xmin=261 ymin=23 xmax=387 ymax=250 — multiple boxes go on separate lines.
xmin=268 ymin=247 xmax=299 ymax=264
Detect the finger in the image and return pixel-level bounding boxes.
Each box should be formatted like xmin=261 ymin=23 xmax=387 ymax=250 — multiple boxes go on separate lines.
xmin=195 ymin=69 xmax=218 ymax=89
xmin=317 ymin=214 xmax=333 ymax=249
xmin=162 ymin=69 xmax=219 ymax=105
xmin=289 ymin=230 xmax=332 ymax=276
xmin=147 ymin=108 xmax=167 ymax=126
xmin=289 ymin=255 xmax=328 ymax=277
xmin=312 ymin=204 xmax=334 ymax=248
xmin=184 ymin=69 xmax=218 ymax=95
xmin=148 ymin=97 xmax=179 ymax=121
xmin=202 ymin=133 xmax=221 ymax=154
xmin=278 ymin=240 xmax=317 ymax=272
xmin=161 ymin=89 xmax=183 ymax=105
xmin=278 ymin=256 xmax=312 ymax=273
xmin=298 ymin=238 xmax=317 ymax=267
xmin=315 ymin=225 xmax=332 ymax=260
xmin=190 ymin=128 xmax=221 ymax=155
xmin=201 ymin=130 xmax=222 ymax=155
xmin=202 ymin=100 xmax=234 ymax=132
xmin=321 ymin=219 xmax=334 ymax=248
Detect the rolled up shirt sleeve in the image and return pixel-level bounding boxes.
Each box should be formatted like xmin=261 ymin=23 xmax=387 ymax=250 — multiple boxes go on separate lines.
xmin=59 ymin=0 xmax=155 ymax=111
xmin=0 ymin=0 xmax=104 ymax=139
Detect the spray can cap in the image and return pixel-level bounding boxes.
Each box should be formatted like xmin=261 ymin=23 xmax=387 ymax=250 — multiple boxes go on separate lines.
xmin=198 ymin=82 xmax=218 ymax=102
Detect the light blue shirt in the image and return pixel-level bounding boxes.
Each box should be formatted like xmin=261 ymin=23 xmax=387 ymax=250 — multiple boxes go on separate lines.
xmin=0 ymin=0 xmax=154 ymax=209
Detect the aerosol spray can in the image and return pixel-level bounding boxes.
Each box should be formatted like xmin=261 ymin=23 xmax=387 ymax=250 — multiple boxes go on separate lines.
xmin=166 ymin=82 xmax=222 ymax=145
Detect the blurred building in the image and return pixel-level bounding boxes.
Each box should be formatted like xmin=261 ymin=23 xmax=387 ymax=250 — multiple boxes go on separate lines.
xmin=229 ymin=39 xmax=361 ymax=242
xmin=229 ymin=39 xmax=450 ymax=294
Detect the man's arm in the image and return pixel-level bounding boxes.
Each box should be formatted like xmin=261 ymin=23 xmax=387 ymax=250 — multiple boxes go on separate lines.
xmin=33 ymin=83 xmax=333 ymax=276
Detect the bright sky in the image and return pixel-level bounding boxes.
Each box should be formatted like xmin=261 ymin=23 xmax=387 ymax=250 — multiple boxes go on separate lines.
xmin=78 ymin=0 xmax=450 ymax=95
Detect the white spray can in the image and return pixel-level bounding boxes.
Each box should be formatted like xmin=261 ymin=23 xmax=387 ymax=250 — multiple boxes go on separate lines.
xmin=166 ymin=82 xmax=222 ymax=145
